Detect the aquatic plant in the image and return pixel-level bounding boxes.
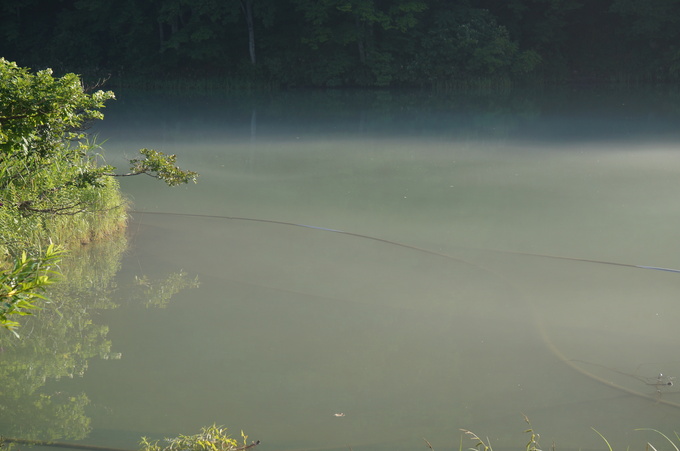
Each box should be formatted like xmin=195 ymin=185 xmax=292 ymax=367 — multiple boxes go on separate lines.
xmin=140 ymin=425 xmax=259 ymax=451
xmin=456 ymin=417 xmax=680 ymax=451
xmin=460 ymin=416 xmax=542 ymax=451
xmin=0 ymin=244 xmax=63 ymax=336
xmin=633 ymin=429 xmax=680 ymax=451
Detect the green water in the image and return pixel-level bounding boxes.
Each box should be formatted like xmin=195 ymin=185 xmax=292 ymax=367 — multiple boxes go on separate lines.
xmin=3 ymin=88 xmax=680 ymax=451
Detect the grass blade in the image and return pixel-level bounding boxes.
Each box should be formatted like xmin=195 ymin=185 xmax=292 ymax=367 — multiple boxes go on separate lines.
xmin=591 ymin=428 xmax=613 ymax=451
xmin=635 ymin=428 xmax=679 ymax=451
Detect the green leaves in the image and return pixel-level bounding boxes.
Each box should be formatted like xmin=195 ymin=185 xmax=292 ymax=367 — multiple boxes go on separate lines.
xmin=140 ymin=425 xmax=249 ymax=451
xmin=0 ymin=244 xmax=65 ymax=336
xmin=0 ymin=59 xmax=114 ymax=159
xmin=0 ymin=59 xmax=196 ymax=259
xmin=0 ymin=58 xmax=118 ymax=218
xmin=126 ymin=148 xmax=199 ymax=186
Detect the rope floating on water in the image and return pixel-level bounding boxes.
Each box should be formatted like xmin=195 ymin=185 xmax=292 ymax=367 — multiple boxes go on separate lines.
xmin=494 ymin=249 xmax=680 ymax=273
xmin=131 ymin=210 xmax=680 ymax=409
xmin=535 ymin=319 xmax=680 ymax=409
xmin=129 ymin=211 xmax=476 ymax=264
xmin=14 ymin=210 xmax=670 ymax=451
xmin=131 ymin=210 xmax=680 ymax=274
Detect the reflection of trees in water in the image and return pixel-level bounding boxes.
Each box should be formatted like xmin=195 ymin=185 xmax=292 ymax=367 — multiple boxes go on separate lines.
xmin=0 ymin=231 xmax=199 ymax=441
xmin=0 ymin=233 xmax=124 ymax=441
xmin=134 ymin=271 xmax=200 ymax=309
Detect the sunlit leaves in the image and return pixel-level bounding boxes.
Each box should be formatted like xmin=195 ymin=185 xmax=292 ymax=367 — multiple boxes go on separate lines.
xmin=0 ymin=58 xmax=118 ymax=222
xmin=0 ymin=58 xmax=114 ymax=158
xmin=0 ymin=59 xmax=195 ymax=260
xmin=141 ymin=425 xmax=248 ymax=451
xmin=0 ymin=243 xmax=64 ymax=335
xmin=125 ymin=148 xmax=199 ymax=186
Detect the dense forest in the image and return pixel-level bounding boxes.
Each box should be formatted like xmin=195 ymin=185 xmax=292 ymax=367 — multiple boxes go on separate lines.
xmin=1 ymin=0 xmax=680 ymax=88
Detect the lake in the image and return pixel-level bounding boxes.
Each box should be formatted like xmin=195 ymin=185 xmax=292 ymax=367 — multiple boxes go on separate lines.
xmin=3 ymin=87 xmax=680 ymax=451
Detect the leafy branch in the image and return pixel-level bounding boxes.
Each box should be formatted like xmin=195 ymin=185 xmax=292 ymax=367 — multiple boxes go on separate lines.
xmin=108 ymin=148 xmax=198 ymax=187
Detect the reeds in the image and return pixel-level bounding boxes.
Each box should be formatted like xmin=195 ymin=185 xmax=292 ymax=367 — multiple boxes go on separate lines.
xmin=456 ymin=417 xmax=680 ymax=451
xmin=0 ymin=174 xmax=129 ymax=260
xmin=459 ymin=416 xmax=543 ymax=451
xmin=635 ymin=429 xmax=680 ymax=451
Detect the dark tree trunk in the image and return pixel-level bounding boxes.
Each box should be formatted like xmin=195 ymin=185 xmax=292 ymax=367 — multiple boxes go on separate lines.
xmin=355 ymin=15 xmax=366 ymax=64
xmin=240 ymin=0 xmax=256 ymax=64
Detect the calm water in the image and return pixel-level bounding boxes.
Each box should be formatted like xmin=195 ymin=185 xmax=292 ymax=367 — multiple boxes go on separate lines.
xmin=4 ymin=88 xmax=680 ymax=451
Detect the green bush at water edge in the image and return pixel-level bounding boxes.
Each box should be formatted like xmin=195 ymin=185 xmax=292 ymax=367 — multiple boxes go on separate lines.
xmin=0 ymin=58 xmax=128 ymax=256
xmin=0 ymin=58 xmax=196 ymax=332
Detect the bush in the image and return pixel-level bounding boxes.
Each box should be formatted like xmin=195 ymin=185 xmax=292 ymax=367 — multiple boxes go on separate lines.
xmin=0 ymin=59 xmax=197 ymax=332
xmin=0 ymin=58 xmax=126 ymax=255
xmin=140 ymin=425 xmax=259 ymax=451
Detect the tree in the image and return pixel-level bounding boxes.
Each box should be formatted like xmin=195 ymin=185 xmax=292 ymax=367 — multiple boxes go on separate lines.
xmin=610 ymin=0 xmax=680 ymax=79
xmin=399 ymin=5 xmax=540 ymax=87
xmin=291 ymin=0 xmax=427 ymax=85
xmin=235 ymin=0 xmax=285 ymax=68
xmin=0 ymin=58 xmax=196 ymax=222
xmin=335 ymin=0 xmax=427 ymax=64
xmin=484 ymin=0 xmax=582 ymax=75
xmin=0 ymin=58 xmax=199 ymax=335
xmin=154 ymin=0 xmax=238 ymax=68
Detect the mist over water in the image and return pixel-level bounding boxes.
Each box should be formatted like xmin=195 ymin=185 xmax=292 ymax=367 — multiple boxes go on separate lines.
xmin=11 ymin=88 xmax=680 ymax=451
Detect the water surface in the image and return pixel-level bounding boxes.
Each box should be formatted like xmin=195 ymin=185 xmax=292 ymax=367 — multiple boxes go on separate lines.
xmin=5 ymin=88 xmax=680 ymax=451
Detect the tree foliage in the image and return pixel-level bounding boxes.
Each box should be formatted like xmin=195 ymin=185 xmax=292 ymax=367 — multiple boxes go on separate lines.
xmin=0 ymin=0 xmax=675 ymax=86
xmin=0 ymin=58 xmax=197 ymax=199
xmin=0 ymin=58 xmax=196 ymax=255
xmin=609 ymin=0 xmax=680 ymax=78
xmin=119 ymin=148 xmax=199 ymax=187
xmin=401 ymin=6 xmax=540 ymax=87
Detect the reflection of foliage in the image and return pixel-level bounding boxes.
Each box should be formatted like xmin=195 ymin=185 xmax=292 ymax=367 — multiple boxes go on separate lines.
xmin=0 ymin=392 xmax=91 ymax=441
xmin=0 ymin=244 xmax=64 ymax=335
xmin=140 ymin=425 xmax=257 ymax=451
xmin=134 ymin=270 xmax=200 ymax=309
xmin=50 ymin=228 xmax=128 ymax=312
xmin=0 ymin=232 xmax=127 ymax=441
xmin=0 ymin=229 xmax=201 ymax=442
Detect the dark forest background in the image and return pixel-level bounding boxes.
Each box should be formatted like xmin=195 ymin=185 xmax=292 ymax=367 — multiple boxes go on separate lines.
xmin=2 ymin=0 xmax=680 ymax=89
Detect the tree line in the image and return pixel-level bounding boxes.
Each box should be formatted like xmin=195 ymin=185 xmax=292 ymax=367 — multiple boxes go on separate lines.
xmin=1 ymin=0 xmax=679 ymax=88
